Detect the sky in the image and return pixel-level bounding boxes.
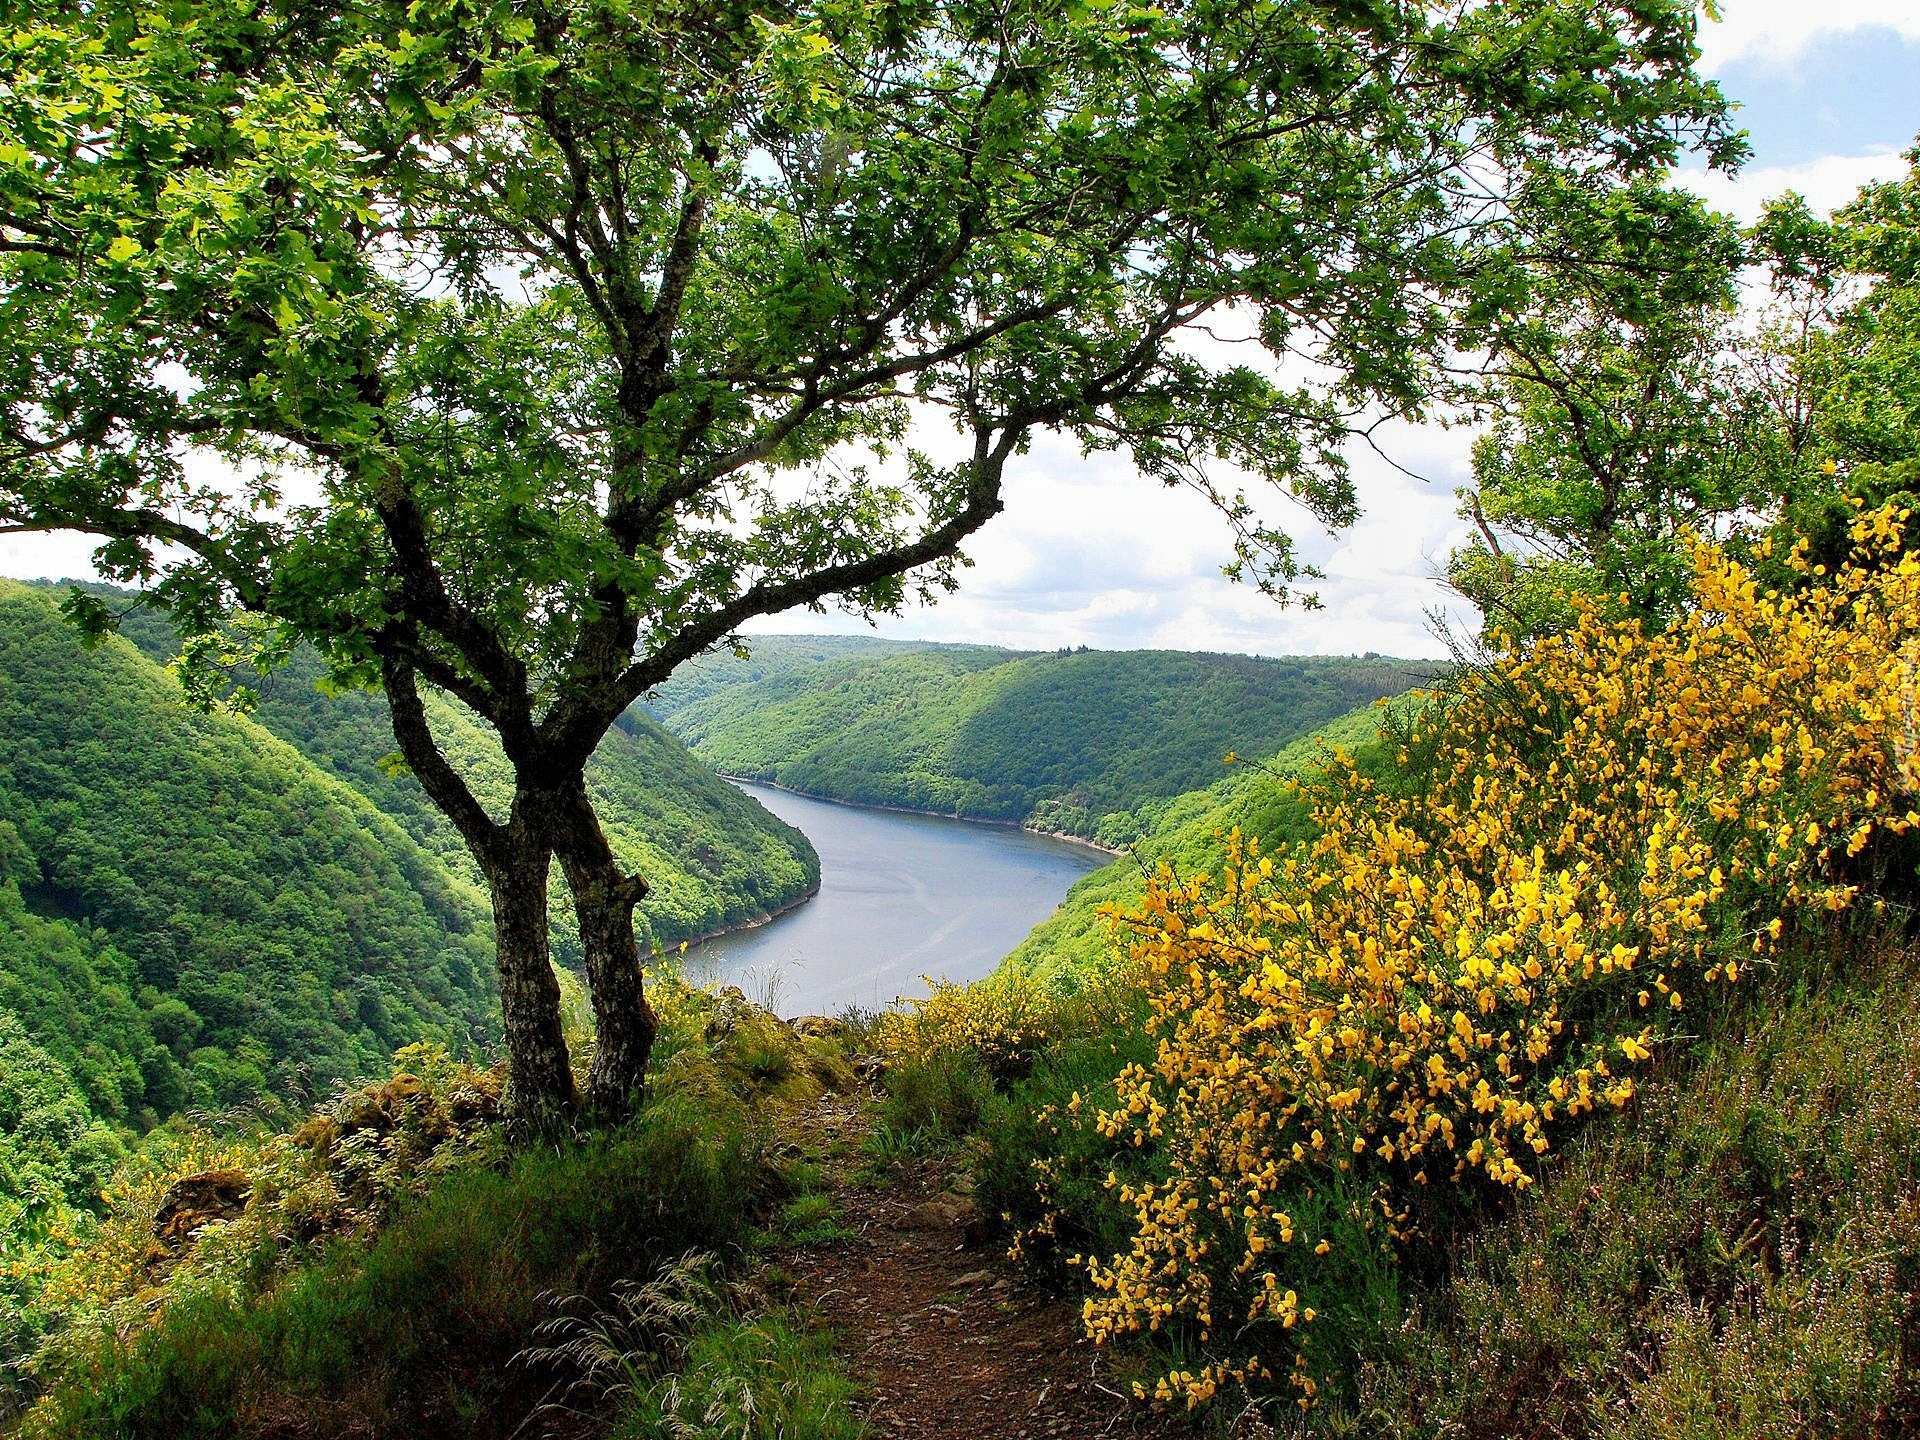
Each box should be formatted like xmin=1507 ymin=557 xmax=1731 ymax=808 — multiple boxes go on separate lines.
xmin=5 ymin=2 xmax=1918 ymax=663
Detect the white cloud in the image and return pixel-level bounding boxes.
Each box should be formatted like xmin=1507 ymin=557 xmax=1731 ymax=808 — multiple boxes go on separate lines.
xmin=0 ymin=530 xmax=105 ymax=585
xmin=1696 ymin=1 xmax=1920 ymax=73
xmin=1675 ymin=149 xmax=1911 ymax=223
xmin=751 ymin=420 xmax=1475 ymax=661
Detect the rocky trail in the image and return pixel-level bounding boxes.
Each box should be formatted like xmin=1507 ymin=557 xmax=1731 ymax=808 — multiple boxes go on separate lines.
xmin=771 ymin=1095 xmax=1196 ymax=1440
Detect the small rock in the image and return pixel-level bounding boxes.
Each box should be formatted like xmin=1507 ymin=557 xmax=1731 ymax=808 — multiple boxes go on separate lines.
xmin=952 ymin=1268 xmax=995 ymax=1287
xmin=903 ymin=1193 xmax=978 ymax=1230
xmin=704 ymin=986 xmax=760 ymax=1040
xmin=789 ymin=1014 xmax=850 ymax=1040
xmin=152 ymin=1168 xmax=251 ymax=1246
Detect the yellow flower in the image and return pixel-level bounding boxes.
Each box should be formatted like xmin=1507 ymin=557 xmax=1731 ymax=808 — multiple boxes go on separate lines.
xmin=1003 ymin=515 xmax=1920 ymax=1410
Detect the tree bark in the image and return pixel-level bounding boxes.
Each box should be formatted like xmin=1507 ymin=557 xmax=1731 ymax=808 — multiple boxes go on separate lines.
xmin=381 ymin=654 xmax=577 ymax=1138
xmin=484 ymin=804 xmax=579 ymax=1139
xmin=554 ymin=780 xmax=656 ymax=1121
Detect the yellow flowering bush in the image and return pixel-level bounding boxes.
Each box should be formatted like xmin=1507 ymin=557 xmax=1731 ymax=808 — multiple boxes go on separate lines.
xmin=1072 ymin=514 xmax=1920 ymax=1409
xmin=877 ymin=969 xmax=1069 ymax=1080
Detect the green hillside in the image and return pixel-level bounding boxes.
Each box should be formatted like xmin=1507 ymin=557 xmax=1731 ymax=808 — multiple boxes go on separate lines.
xmin=0 ymin=581 xmax=498 ymax=1124
xmin=659 ymin=642 xmax=1429 ymax=843
xmin=642 ymin=634 xmax=942 ymax=716
xmin=1001 ymin=699 xmax=1414 ymax=978
xmin=104 ymin=597 xmax=822 ymax=956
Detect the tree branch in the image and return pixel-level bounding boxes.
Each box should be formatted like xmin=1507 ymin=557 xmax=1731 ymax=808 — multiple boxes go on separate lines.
xmin=379 ymin=650 xmax=504 ymax=864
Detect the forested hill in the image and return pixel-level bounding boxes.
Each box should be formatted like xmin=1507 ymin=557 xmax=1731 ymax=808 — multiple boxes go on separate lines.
xmin=1001 ymin=699 xmax=1414 ymax=979
xmin=0 ymin=583 xmax=823 ymax=1144
xmin=651 ymin=640 xmax=1429 ymax=844
xmin=642 ymin=633 xmax=944 ymax=715
xmin=98 ymin=591 xmax=823 ymax=960
xmin=0 ymin=580 xmax=497 ymax=1125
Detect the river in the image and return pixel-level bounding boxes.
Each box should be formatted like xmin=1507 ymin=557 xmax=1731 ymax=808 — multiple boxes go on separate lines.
xmin=682 ymin=782 xmax=1104 ymax=1016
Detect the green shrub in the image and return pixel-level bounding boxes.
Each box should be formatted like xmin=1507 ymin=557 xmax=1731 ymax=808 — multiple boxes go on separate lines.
xmin=877 ymin=1051 xmax=993 ymax=1145
xmin=972 ymin=1013 xmax=1158 ymax=1285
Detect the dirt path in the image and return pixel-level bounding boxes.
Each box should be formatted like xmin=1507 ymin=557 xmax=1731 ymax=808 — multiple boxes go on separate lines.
xmin=775 ymin=1095 xmax=1196 ymax=1440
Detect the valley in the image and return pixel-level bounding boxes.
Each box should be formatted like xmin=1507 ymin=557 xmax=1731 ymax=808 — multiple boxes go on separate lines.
xmin=5 ymin=7 xmax=1915 ymax=1435
xmin=646 ymin=639 xmax=1427 ymax=845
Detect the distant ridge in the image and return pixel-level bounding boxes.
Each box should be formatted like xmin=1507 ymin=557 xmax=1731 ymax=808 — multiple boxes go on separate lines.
xmin=649 ymin=637 xmax=1429 ymax=845
xmin=1000 ymin=698 xmax=1418 ymax=981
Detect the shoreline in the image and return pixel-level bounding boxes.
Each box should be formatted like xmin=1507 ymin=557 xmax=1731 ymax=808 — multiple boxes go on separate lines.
xmin=718 ymin=773 xmax=1126 ymax=857
xmin=654 ymin=878 xmax=824 ymax=955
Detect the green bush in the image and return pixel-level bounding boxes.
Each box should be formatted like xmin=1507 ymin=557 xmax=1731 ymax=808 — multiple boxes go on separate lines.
xmin=973 ymin=1014 xmax=1158 ymax=1286
xmin=877 ymin=1051 xmax=994 ymax=1146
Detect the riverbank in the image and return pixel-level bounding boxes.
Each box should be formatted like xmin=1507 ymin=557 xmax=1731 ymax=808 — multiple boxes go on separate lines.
xmin=655 ymin=878 xmax=825 ymax=956
xmin=715 ymin=773 xmax=1126 ymax=856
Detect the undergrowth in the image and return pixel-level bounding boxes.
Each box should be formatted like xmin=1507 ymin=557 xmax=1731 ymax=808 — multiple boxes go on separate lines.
xmin=22 ymin=1092 xmax=769 ymax=1439
xmin=12 ymin=977 xmax=868 ymax=1440
xmin=1341 ymin=930 xmax=1920 ymax=1438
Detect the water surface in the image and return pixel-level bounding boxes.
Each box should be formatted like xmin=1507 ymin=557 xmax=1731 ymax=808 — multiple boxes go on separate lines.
xmin=684 ymin=783 xmax=1103 ymax=1016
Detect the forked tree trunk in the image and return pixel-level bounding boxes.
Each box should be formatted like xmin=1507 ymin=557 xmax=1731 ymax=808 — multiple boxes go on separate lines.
xmin=483 ymin=809 xmax=578 ymax=1139
xmin=379 ymin=658 xmax=579 ymax=1139
xmin=554 ymin=780 xmax=656 ymax=1120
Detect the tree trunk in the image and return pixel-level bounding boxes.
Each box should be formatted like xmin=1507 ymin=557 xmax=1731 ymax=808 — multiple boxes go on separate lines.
xmin=484 ymin=807 xmax=578 ymax=1139
xmin=378 ymin=655 xmax=577 ymax=1140
xmin=554 ymin=780 xmax=656 ymax=1121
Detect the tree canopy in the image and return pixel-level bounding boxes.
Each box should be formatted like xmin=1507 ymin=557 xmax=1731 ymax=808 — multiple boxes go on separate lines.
xmin=1 ymin=0 xmax=1742 ymax=1127
xmin=1452 ymin=141 xmax=1920 ymax=636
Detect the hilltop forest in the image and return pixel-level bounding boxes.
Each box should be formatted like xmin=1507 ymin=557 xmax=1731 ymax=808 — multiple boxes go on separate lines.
xmin=0 ymin=581 xmax=498 ymax=1133
xmin=651 ymin=643 xmax=1426 ymax=845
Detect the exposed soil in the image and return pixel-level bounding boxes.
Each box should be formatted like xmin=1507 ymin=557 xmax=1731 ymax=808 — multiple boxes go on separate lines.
xmin=776 ymin=1095 xmax=1197 ymax=1440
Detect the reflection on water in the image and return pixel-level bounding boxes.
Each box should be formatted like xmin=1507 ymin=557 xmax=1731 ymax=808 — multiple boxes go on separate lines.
xmin=680 ymin=782 xmax=1103 ymax=1016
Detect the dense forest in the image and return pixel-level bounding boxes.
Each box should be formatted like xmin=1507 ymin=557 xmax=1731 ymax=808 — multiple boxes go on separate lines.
xmin=999 ymin=699 xmax=1411 ymax=979
xmin=656 ymin=644 xmax=1428 ymax=844
xmin=0 ymin=581 xmax=498 ymax=1137
xmin=100 ymin=591 xmax=822 ymax=960
xmin=0 ymin=582 xmax=821 ymax=1160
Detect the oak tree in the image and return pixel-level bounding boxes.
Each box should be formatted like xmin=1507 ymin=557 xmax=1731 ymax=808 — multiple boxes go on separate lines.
xmin=2 ymin=0 xmax=1738 ymax=1131
xmin=1448 ymin=192 xmax=1762 ymax=631
xmin=1452 ymin=142 xmax=1920 ymax=637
